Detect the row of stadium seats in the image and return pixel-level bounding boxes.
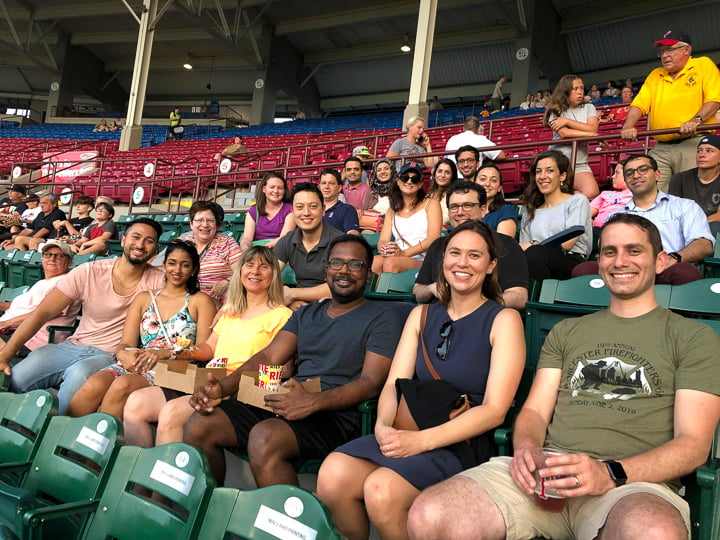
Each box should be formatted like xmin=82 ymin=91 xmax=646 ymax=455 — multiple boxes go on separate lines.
xmin=0 ymin=392 xmax=340 ymax=539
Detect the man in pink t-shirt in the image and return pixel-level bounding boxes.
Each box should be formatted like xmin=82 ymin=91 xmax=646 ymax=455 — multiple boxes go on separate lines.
xmin=0 ymin=218 xmax=165 ymax=413
xmin=342 ymin=157 xmax=371 ymax=212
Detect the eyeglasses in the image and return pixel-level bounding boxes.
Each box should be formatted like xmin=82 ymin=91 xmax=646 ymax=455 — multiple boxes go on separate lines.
xmin=94 ymin=207 xmax=108 ymax=212
xmin=448 ymin=202 xmax=481 ymax=213
xmin=399 ymin=174 xmax=422 ymax=184
xmin=42 ymin=252 xmax=66 ymax=260
xmin=657 ymin=45 xmax=686 ymax=57
xmin=326 ymin=258 xmax=366 ymax=271
xmin=623 ymin=164 xmax=653 ymax=177
xmin=435 ymin=320 xmax=454 ymax=361
xmin=457 ymin=158 xmax=477 ymax=165
xmin=192 ymin=218 xmax=216 ymax=224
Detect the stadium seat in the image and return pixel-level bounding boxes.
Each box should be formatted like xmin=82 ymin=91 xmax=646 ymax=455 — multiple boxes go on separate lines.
xmin=21 ymin=250 xmax=45 ymax=287
xmin=364 ymin=270 xmax=418 ymax=303
xmin=77 ymin=443 xmax=215 ymax=539
xmin=0 ymin=391 xmax=58 ymax=487
xmin=6 ymin=249 xmax=36 ymax=288
xmin=0 ymin=413 xmax=123 ymax=540
xmin=0 ymin=285 xmax=30 ymax=303
xmin=196 ymin=486 xmax=340 ymax=539
xmin=281 ymin=265 xmax=297 ymax=287
xmin=0 ymin=249 xmax=22 ymax=285
xmin=70 ymin=252 xmax=97 ymax=269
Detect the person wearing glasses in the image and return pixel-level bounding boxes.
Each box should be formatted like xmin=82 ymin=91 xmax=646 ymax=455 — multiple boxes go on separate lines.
xmin=239 ymin=172 xmax=294 ymax=251
xmin=572 ymin=154 xmax=713 ymax=285
xmin=317 ymin=221 xmax=524 ymax=540
xmin=184 ymin=235 xmax=403 ymax=488
xmin=71 ymin=201 xmax=117 ymax=256
xmin=180 ymin=200 xmax=241 ymax=305
xmin=620 ymin=29 xmax=720 ymax=192
xmin=519 ymin=150 xmax=592 ymax=282
xmin=0 ymin=240 xmax=80 ymax=357
xmin=414 ymin=181 xmax=529 ymax=309
xmin=372 ymin=163 xmax=442 ymax=275
xmin=444 ymin=117 xmax=505 ymax=170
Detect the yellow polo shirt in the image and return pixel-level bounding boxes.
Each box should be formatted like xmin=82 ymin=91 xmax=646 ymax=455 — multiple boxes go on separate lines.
xmin=631 ymin=56 xmax=720 ymax=142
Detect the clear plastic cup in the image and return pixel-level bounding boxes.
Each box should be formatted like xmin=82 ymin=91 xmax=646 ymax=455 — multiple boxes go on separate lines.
xmin=532 ymin=448 xmax=568 ymax=513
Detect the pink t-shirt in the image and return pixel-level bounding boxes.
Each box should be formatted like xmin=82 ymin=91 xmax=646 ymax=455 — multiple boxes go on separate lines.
xmin=0 ymin=275 xmax=81 ymax=350
xmin=589 ymin=189 xmax=633 ymax=228
xmin=57 ymin=258 xmax=165 ymax=353
xmin=343 ymin=183 xmax=371 ymax=211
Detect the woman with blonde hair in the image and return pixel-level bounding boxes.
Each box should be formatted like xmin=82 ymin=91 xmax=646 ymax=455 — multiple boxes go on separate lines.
xmin=122 ymin=245 xmax=292 ymax=448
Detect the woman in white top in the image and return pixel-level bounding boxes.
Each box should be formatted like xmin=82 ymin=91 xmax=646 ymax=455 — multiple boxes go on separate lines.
xmin=367 ymin=158 xmax=397 ymax=216
xmin=544 ymin=74 xmax=600 ymax=199
xmin=519 ymin=150 xmax=592 ymax=283
xmin=372 ymin=163 xmax=441 ymax=274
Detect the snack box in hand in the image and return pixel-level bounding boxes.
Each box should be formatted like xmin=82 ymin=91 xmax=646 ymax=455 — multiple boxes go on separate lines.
xmin=236 ymin=372 xmax=321 ymax=412
xmin=155 ymin=360 xmax=227 ymax=394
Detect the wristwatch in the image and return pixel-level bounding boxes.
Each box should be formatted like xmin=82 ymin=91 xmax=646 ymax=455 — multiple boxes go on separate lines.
xmin=604 ymin=460 xmax=628 ymax=487
xmin=668 ymin=252 xmax=682 ymax=263
xmin=694 ymin=115 xmax=703 ymax=122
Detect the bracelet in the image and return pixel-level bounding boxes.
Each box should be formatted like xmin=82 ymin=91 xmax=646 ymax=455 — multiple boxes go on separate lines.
xmin=530 ymin=240 xmax=540 ymax=246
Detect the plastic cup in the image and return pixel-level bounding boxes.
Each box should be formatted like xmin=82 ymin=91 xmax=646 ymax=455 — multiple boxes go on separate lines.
xmin=532 ymin=448 xmax=568 ymax=513
xmin=258 ymin=364 xmax=283 ymax=391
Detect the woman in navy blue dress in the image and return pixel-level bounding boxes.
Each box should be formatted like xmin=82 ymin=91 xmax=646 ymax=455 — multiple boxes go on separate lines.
xmin=317 ymin=221 xmax=525 ymax=540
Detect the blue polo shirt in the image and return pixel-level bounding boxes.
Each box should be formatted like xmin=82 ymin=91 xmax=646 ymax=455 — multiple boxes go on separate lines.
xmin=324 ymin=200 xmax=359 ymax=234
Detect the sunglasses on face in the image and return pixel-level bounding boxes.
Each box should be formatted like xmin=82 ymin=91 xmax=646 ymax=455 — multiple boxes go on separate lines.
xmin=400 ymin=174 xmax=422 ymax=184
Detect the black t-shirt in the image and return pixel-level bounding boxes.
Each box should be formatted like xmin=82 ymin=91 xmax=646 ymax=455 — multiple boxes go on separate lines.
xmin=416 ymin=228 xmax=529 ymax=297
xmin=56 ymin=216 xmax=93 ymax=238
xmin=669 ymin=167 xmax=720 ymax=217
xmin=32 ymin=208 xmax=66 ymax=234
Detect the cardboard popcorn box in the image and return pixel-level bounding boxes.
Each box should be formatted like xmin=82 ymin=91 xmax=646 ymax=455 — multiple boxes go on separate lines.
xmin=236 ymin=372 xmax=321 ymax=412
xmin=155 ymin=360 xmax=227 ymax=394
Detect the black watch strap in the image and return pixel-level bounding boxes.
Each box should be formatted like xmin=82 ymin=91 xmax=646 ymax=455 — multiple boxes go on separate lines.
xmin=604 ymin=460 xmax=628 ymax=487
xmin=668 ymin=252 xmax=682 ymax=263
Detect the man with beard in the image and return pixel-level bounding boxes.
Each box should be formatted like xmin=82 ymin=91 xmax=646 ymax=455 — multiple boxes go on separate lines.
xmin=185 ymin=234 xmax=403 ymax=487
xmin=0 ymin=218 xmax=165 ymax=414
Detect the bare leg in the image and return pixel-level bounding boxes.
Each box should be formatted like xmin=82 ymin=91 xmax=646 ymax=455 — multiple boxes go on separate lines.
xmin=316 ymin=452 xmax=379 ymax=540
xmin=247 ymin=419 xmax=300 ymax=487
xmin=99 ymin=373 xmax=150 ymax=420
xmin=65 ymin=370 xmax=116 ymax=417
xmin=123 ymin=385 xmax=167 ymax=447
xmin=156 ymin=396 xmax=194 ymax=445
xmin=183 ymin=408 xmax=238 ymax=484
xmin=596 ymin=492 xmax=688 ymax=540
xmin=407 ymin=475 xmax=506 ymax=540
xmin=364 ymin=467 xmax=420 ymax=540
xmin=371 ymin=255 xmax=386 ymax=275
xmin=382 ymin=256 xmax=422 ymax=274
xmin=574 ymin=170 xmax=599 ymax=199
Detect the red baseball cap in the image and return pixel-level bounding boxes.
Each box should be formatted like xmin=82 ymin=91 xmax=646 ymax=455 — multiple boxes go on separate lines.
xmin=654 ymin=30 xmax=692 ymax=47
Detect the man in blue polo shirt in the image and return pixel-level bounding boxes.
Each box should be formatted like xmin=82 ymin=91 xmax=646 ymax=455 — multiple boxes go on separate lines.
xmin=319 ymin=168 xmax=359 ymax=234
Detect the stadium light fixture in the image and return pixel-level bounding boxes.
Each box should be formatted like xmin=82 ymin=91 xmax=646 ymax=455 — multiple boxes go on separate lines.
xmin=183 ymin=55 xmax=193 ymax=70
xmin=401 ymin=36 xmax=411 ymax=53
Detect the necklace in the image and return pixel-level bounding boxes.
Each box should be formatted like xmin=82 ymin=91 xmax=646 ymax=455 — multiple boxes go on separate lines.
xmin=112 ymin=261 xmax=143 ymax=293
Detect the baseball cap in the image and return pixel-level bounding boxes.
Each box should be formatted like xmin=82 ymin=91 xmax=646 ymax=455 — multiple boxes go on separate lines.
xmin=698 ymin=134 xmax=720 ymax=151
xmin=8 ymin=184 xmax=27 ymax=195
xmin=352 ymin=145 xmax=374 ymax=158
xmin=654 ymin=30 xmax=692 ymax=47
xmin=399 ymin=163 xmax=424 ymax=178
xmin=40 ymin=239 xmax=74 ymax=260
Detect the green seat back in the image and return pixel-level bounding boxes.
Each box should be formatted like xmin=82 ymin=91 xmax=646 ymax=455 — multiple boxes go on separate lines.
xmin=5 ymin=249 xmax=30 ymax=288
xmin=0 ymin=285 xmax=30 ymax=303
xmin=196 ymin=486 xmax=340 ymax=540
xmin=281 ymin=265 xmax=297 ymax=287
xmin=364 ymin=270 xmax=417 ymax=302
xmin=667 ymin=279 xmax=720 ymax=316
xmin=0 ymin=391 xmax=57 ymax=485
xmin=82 ymin=443 xmax=215 ymax=539
xmin=0 ymin=413 xmax=123 ymax=539
xmin=70 ymin=252 xmax=96 ymax=269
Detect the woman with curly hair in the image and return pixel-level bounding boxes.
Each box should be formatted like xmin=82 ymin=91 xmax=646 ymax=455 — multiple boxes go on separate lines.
xmin=544 ymin=74 xmax=600 ymax=199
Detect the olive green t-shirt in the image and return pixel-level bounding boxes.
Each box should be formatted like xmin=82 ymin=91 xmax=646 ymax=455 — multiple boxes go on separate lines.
xmin=540 ymin=307 xmax=720 ymax=462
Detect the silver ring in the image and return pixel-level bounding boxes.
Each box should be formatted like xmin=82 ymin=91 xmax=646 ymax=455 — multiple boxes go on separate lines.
xmin=574 ymin=475 xmax=580 ymax=488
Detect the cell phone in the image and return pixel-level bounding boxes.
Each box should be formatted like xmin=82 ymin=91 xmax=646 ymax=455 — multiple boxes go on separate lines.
xmin=417 ymin=135 xmax=426 ymax=144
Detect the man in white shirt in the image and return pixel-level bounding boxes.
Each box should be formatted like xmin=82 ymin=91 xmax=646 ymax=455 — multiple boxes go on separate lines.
xmin=445 ymin=116 xmax=505 ymax=169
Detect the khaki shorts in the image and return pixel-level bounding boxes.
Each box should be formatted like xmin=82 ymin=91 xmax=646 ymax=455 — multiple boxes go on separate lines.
xmin=459 ymin=457 xmax=690 ymax=539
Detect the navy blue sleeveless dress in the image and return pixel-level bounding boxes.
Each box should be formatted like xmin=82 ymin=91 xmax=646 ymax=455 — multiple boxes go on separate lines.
xmin=335 ymin=300 xmax=504 ymax=490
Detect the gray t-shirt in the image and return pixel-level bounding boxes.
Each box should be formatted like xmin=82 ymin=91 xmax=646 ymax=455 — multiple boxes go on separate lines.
xmin=273 ymin=224 xmax=343 ymax=288
xmin=549 ymin=103 xmax=597 ymax=167
xmin=669 ymin=167 xmax=720 ymax=217
xmin=283 ymin=298 xmax=404 ymax=427
xmin=519 ymin=194 xmax=592 ymax=256
xmin=389 ymin=137 xmax=426 ymax=172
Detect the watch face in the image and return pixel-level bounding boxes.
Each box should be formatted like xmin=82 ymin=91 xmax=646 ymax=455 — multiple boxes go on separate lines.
xmin=606 ymin=461 xmax=627 ymax=483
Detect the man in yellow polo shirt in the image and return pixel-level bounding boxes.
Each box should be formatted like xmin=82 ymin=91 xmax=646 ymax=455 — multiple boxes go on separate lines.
xmin=620 ymin=29 xmax=720 ymax=192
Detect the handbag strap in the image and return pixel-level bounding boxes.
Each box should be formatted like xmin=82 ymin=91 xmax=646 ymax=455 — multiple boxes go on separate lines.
xmin=392 ymin=214 xmax=411 ymax=248
xmin=419 ymin=304 xmax=441 ymax=380
xmin=150 ymin=291 xmax=174 ymax=348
